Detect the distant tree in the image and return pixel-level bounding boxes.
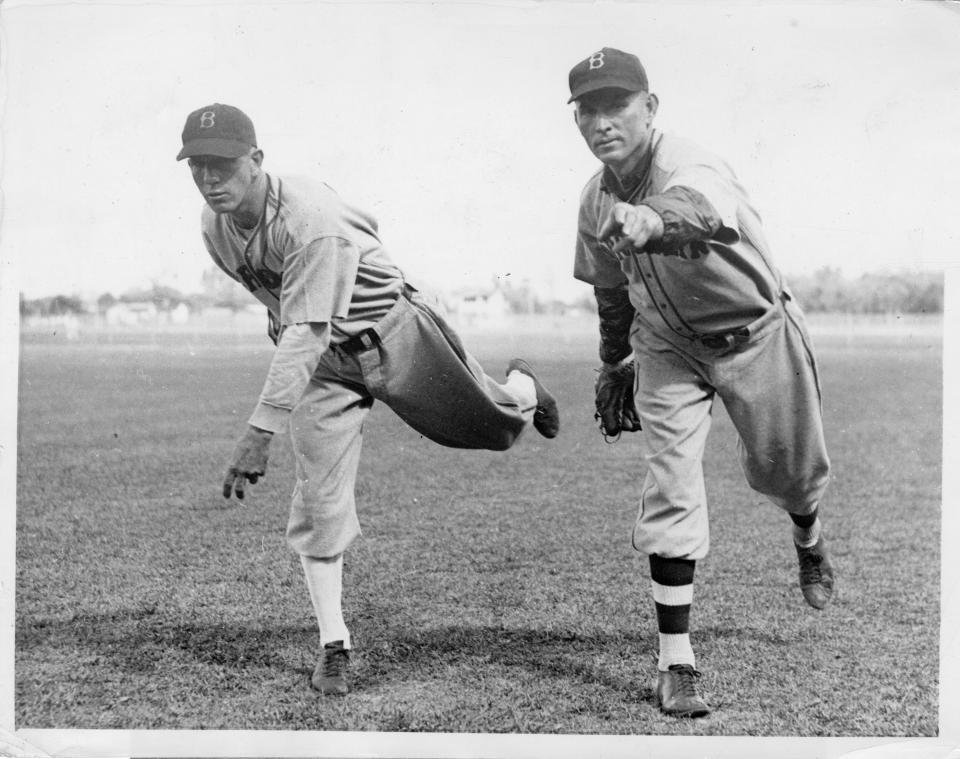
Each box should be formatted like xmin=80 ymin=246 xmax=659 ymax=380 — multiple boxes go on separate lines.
xmin=183 ymin=291 xmax=216 ymax=313
xmin=117 ymin=284 xmax=189 ymax=311
xmin=847 ymin=273 xmax=909 ymax=314
xmin=97 ymin=292 xmax=117 ymax=314
xmin=499 ymin=278 xmax=544 ymax=315
xmin=787 ymin=268 xmax=943 ymax=314
xmin=19 ymin=293 xmax=36 ymax=317
xmin=43 ymin=295 xmax=86 ymax=315
xmin=902 ymin=271 xmax=944 ymax=313
xmin=788 ymin=267 xmax=849 ymax=312
xmin=148 ymin=284 xmax=186 ymax=311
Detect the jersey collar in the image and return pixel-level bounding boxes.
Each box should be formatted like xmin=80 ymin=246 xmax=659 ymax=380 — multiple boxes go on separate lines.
xmin=600 ymin=129 xmax=660 ymax=202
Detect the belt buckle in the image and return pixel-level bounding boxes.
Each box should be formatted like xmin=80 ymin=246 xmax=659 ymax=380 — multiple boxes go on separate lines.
xmin=340 ymin=328 xmax=380 ymax=355
xmin=700 ymin=334 xmax=731 ymax=350
xmin=699 ymin=329 xmax=748 ymax=351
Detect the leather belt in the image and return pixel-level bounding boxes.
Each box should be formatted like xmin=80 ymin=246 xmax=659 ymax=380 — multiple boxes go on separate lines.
xmin=698 ymin=327 xmax=750 ymax=351
xmin=336 ymin=282 xmax=414 ymax=355
xmin=337 ymin=327 xmax=381 ymax=354
xmin=695 ymin=291 xmax=789 ymax=351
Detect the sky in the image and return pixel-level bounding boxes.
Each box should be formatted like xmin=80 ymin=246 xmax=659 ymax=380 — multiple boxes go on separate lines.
xmin=1 ymin=0 xmax=959 ymax=303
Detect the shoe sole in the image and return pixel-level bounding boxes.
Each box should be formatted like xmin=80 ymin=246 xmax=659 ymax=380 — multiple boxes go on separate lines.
xmin=658 ymin=699 xmax=710 ymax=718
xmin=661 ymin=707 xmax=711 ymax=718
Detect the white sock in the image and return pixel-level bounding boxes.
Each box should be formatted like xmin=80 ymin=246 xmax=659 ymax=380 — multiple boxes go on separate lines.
xmin=300 ymin=554 xmax=351 ymax=649
xmin=506 ymin=371 xmax=537 ymax=409
xmin=652 ymin=580 xmax=696 ymax=671
xmin=658 ymin=633 xmax=696 ymax=671
xmin=793 ymin=517 xmax=822 ymax=548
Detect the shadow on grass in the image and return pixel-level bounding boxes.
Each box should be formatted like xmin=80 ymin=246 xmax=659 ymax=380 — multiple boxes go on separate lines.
xmin=698 ymin=623 xmax=798 ymax=647
xmin=360 ymin=625 xmax=657 ymax=704
xmin=19 ymin=608 xmax=658 ymax=704
xmin=20 ymin=607 xmax=796 ymax=680
xmin=17 ymin=607 xmax=306 ymax=674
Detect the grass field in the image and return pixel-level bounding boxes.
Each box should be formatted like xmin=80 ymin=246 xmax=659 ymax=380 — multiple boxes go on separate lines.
xmin=14 ymin=318 xmax=942 ymax=738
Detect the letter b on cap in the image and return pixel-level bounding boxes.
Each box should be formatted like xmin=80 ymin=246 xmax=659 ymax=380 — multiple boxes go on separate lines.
xmin=589 ymin=51 xmax=605 ymax=70
xmin=200 ymin=111 xmax=216 ymax=128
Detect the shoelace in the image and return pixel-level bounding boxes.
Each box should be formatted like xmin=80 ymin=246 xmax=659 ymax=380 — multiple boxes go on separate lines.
xmin=670 ymin=666 xmax=702 ymax=697
xmin=322 ymin=647 xmax=349 ymax=678
xmin=798 ymin=549 xmax=823 ymax=584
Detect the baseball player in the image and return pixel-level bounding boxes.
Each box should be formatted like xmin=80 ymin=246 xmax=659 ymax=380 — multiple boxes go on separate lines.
xmin=567 ymin=48 xmax=834 ymax=717
xmin=176 ymin=103 xmax=559 ymax=696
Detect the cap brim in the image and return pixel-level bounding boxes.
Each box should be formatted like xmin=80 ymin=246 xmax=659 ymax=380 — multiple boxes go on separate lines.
xmin=567 ymin=78 xmax=644 ymax=104
xmin=176 ymin=138 xmax=254 ymax=161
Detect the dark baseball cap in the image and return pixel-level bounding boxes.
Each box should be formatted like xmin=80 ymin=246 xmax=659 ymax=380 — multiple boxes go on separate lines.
xmin=176 ymin=103 xmax=257 ymax=161
xmin=568 ymin=47 xmax=649 ymax=103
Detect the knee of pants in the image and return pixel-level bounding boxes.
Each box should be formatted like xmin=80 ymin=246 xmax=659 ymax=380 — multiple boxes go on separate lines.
xmin=631 ymin=505 xmax=710 ymax=559
xmin=744 ymin=457 xmax=831 ymax=504
xmin=286 ymin=485 xmax=361 ymax=559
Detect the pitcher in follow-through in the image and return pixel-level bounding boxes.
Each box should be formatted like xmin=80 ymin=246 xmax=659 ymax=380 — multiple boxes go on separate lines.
xmin=176 ymin=103 xmax=559 ymax=696
xmin=568 ymin=48 xmax=834 ymax=718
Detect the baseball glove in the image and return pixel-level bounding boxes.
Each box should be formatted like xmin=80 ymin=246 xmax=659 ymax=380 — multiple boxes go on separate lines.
xmin=594 ymin=359 xmax=642 ymax=440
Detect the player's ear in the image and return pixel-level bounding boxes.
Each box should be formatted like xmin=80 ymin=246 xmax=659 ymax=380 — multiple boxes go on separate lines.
xmin=250 ymin=148 xmax=265 ymax=168
xmin=646 ymin=93 xmax=659 ymax=118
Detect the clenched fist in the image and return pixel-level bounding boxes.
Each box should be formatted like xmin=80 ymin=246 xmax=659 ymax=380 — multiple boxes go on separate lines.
xmin=599 ymin=202 xmax=664 ymax=256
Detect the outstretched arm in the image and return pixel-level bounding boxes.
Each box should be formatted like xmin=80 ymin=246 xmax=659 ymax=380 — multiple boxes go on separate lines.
xmin=222 ymin=321 xmax=331 ymax=500
xmin=600 ymin=185 xmax=731 ymax=256
xmin=224 ymin=232 xmax=359 ymax=500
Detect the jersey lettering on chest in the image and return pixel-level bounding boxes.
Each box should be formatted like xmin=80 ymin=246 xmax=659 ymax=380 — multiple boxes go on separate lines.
xmin=234 ymin=177 xmax=284 ymax=295
xmin=236 ymin=262 xmax=281 ymax=292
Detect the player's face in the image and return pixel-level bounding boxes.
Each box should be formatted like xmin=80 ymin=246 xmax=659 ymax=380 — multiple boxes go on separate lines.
xmin=575 ymin=89 xmax=658 ymax=176
xmin=188 ymin=150 xmax=264 ymax=219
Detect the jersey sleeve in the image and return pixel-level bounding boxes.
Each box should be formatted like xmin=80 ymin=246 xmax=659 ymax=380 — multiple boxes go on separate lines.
xmin=640 ymin=185 xmax=732 ymax=250
xmin=645 ymin=162 xmax=741 ymax=246
xmin=248 ymin=321 xmax=332 ymax=433
xmin=280 ymin=236 xmax=359 ymax=326
xmin=573 ymin=188 xmax=628 ymax=288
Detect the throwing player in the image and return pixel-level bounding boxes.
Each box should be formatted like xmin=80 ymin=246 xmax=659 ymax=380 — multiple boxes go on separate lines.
xmin=567 ymin=48 xmax=834 ymax=717
xmin=176 ymin=103 xmax=559 ymax=696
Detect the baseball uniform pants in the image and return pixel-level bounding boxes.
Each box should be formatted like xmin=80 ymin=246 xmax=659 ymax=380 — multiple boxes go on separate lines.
xmin=630 ymin=292 xmax=831 ymax=560
xmin=286 ymin=286 xmax=537 ymax=558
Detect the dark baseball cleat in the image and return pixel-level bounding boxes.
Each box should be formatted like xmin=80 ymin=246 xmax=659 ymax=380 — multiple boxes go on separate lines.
xmin=656 ymin=664 xmax=711 ymax=718
xmin=795 ymin=536 xmax=835 ymax=610
xmin=506 ymin=358 xmax=559 ymax=438
xmin=311 ymin=640 xmax=350 ymax=695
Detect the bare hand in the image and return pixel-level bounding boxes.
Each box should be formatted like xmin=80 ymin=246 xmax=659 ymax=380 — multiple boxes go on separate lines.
xmin=222 ymin=426 xmax=273 ymax=500
xmin=599 ymin=202 xmax=664 ymax=256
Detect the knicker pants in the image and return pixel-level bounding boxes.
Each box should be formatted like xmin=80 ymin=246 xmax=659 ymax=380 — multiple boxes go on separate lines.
xmin=630 ymin=294 xmax=831 ymax=560
xmin=286 ymin=288 xmax=537 ymax=558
